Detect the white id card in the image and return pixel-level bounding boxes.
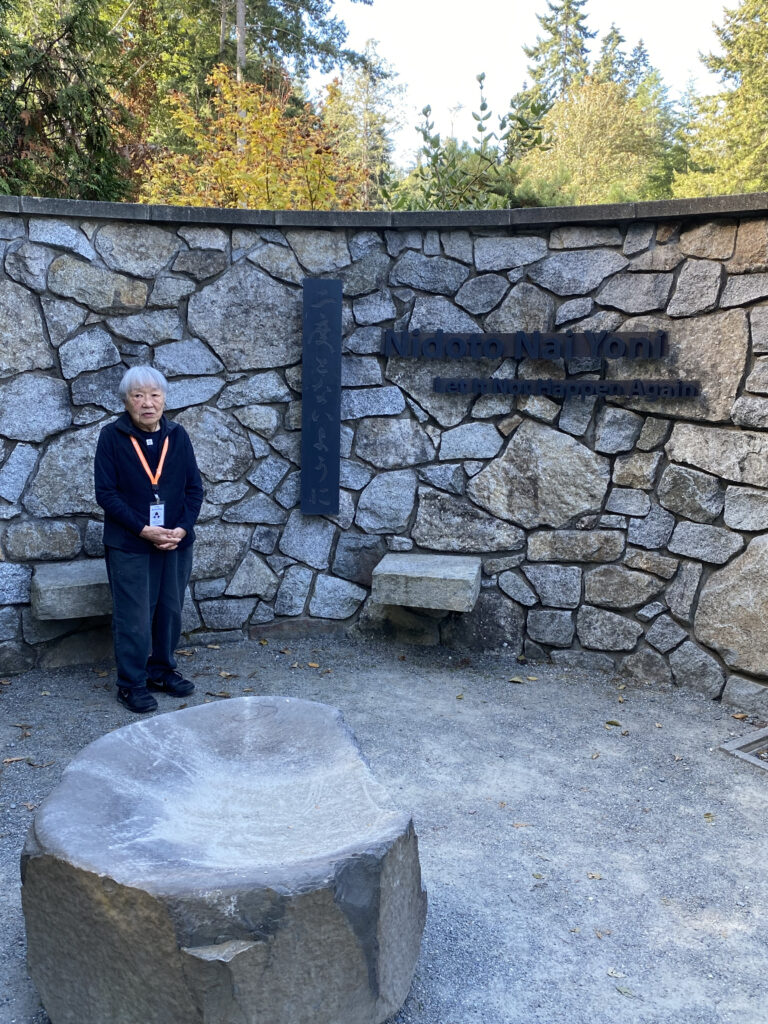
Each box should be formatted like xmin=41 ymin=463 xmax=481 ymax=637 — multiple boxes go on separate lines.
xmin=149 ymin=502 xmax=165 ymax=527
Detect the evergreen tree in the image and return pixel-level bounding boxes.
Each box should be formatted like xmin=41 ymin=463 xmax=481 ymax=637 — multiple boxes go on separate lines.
xmin=626 ymin=39 xmax=652 ymax=94
xmin=0 ymin=0 xmax=133 ymax=199
xmin=523 ymin=0 xmax=596 ymax=107
xmin=673 ymin=0 xmax=768 ymax=196
xmin=593 ymin=24 xmax=627 ymax=84
xmin=322 ymin=40 xmax=401 ymax=209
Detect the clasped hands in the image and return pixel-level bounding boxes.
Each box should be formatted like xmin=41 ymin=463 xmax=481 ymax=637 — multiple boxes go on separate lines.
xmin=140 ymin=525 xmax=187 ymax=551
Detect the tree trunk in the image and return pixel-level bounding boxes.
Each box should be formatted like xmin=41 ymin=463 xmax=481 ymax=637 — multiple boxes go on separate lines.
xmin=219 ymin=0 xmax=228 ymax=55
xmin=236 ymin=0 xmax=246 ymax=82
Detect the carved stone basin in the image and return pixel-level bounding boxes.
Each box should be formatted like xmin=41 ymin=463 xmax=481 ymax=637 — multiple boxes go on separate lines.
xmin=22 ymin=696 xmax=427 ymax=1024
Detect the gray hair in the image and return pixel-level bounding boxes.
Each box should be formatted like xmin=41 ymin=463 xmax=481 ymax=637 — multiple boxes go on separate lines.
xmin=119 ymin=366 xmax=168 ymax=400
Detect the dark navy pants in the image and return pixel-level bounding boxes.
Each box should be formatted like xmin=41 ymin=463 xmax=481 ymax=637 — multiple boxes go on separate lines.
xmin=105 ymin=545 xmax=193 ymax=691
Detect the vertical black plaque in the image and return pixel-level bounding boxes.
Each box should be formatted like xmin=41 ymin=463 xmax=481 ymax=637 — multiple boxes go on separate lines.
xmin=301 ymin=278 xmax=342 ymax=515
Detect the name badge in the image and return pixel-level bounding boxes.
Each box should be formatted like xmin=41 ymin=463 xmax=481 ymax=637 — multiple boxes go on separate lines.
xmin=149 ymin=502 xmax=165 ymax=527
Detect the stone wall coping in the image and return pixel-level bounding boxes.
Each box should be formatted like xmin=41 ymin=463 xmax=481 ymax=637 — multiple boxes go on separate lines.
xmin=2 ymin=192 xmax=767 ymax=228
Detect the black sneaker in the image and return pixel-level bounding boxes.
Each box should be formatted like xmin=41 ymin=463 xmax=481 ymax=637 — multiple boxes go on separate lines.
xmin=117 ymin=686 xmax=158 ymax=713
xmin=147 ymin=671 xmax=195 ymax=697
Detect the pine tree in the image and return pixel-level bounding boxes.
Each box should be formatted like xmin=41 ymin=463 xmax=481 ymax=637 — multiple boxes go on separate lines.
xmin=322 ymin=41 xmax=401 ymax=210
xmin=593 ymin=24 xmax=627 ymax=84
xmin=626 ymin=39 xmax=652 ymax=94
xmin=523 ymin=0 xmax=596 ymax=108
xmin=673 ymin=0 xmax=768 ymax=196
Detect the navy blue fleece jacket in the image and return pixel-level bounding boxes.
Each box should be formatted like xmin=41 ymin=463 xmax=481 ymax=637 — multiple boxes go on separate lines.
xmin=94 ymin=412 xmax=204 ymax=553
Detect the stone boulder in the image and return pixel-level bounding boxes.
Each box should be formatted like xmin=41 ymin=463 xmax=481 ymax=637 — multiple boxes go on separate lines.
xmin=467 ymin=419 xmax=610 ymax=529
xmin=606 ymin=310 xmax=748 ymax=422
xmin=412 ymin=487 xmax=525 ymax=552
xmin=22 ymin=697 xmax=426 ymax=1024
xmin=694 ymin=536 xmax=768 ymax=676
xmin=188 ymin=263 xmax=301 ymax=370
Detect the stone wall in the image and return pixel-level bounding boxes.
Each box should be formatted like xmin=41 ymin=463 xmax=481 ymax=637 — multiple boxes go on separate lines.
xmin=2 ymin=193 xmax=768 ymax=703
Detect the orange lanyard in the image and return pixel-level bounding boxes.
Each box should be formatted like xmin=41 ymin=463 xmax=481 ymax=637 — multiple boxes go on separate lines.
xmin=130 ymin=435 xmax=169 ymax=488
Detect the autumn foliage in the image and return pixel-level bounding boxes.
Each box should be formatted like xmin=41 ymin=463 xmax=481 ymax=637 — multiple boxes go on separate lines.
xmin=140 ymin=65 xmax=367 ymax=209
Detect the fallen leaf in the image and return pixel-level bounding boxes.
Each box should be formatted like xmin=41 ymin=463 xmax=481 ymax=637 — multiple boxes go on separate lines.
xmin=703 ymin=812 xmax=715 ymax=824
xmin=398 ymin=655 xmax=406 ymax=661
xmin=258 ymin=639 xmax=269 ymax=646
xmin=674 ymin=754 xmax=683 ymax=762
xmin=607 ymin=968 xmax=626 ymax=979
xmin=732 ymin=713 xmax=748 ymax=721
xmin=40 ymin=691 xmax=50 ymax=696
xmin=617 ymin=684 xmax=626 ymax=691
xmin=206 ymin=644 xmax=221 ymax=649
xmin=322 ymin=668 xmax=332 ymax=675
xmin=204 ymin=691 xmax=231 ymax=699
xmin=0 ymin=678 xmax=10 ymax=685
xmin=28 ymin=761 xmax=54 ymax=768
xmin=219 ymin=671 xmax=236 ymax=678
xmin=290 ymin=662 xmax=300 ymax=669
xmin=615 ymin=986 xmax=635 ymax=998
xmin=456 ymin=693 xmax=464 ymax=700
xmin=587 ymin=872 xmax=603 ymax=880
xmin=509 ymin=676 xmax=524 ymax=684
xmin=243 ymin=687 xmax=254 ymax=693
xmin=3 ymin=756 xmax=27 ymax=763
xmin=512 ymin=822 xmax=530 ymax=828
xmin=23 ymin=802 xmax=37 ymax=811
xmin=594 ymin=929 xmax=612 ymax=939
xmin=175 ymin=649 xmax=194 ymax=657
xmin=532 ymin=872 xmax=544 ymax=879
xmin=280 ymin=648 xmax=292 ymax=655
xmin=605 ymin=720 xmax=622 ymax=727
xmin=570 ymin=927 xmax=580 ymax=933
xmin=618 ymin=696 xmax=625 ymax=703
xmin=498 ymin=801 xmax=507 ymax=809
xmin=655 ymin=722 xmax=663 ymax=729
xmin=96 ymin=670 xmax=108 ymax=677
xmin=527 ymin=676 xmax=538 ymax=681
xmin=308 ymin=662 xmax=320 ymax=669
xmin=591 ymin=752 xmax=600 ymax=759
xmin=621 ymin=729 xmax=630 ymax=736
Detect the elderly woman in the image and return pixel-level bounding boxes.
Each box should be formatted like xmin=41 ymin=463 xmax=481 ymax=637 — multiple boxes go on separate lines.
xmin=94 ymin=366 xmax=204 ymax=713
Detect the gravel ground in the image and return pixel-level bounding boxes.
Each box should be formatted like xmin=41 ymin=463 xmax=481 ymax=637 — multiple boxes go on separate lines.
xmin=1 ymin=634 xmax=767 ymax=1024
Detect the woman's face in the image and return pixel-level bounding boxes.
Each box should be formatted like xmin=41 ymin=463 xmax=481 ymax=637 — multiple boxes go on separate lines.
xmin=124 ymin=385 xmax=165 ymax=432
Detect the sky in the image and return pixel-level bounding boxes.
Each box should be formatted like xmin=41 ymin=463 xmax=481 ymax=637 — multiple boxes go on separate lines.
xmin=312 ymin=0 xmax=729 ymax=167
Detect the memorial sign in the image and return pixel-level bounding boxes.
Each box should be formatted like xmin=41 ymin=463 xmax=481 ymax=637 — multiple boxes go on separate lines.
xmin=301 ymin=279 xmax=342 ymax=515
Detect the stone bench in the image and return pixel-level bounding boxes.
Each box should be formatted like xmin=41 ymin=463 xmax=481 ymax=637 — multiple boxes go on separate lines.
xmin=30 ymin=560 xmax=112 ymax=620
xmin=21 ymin=696 xmax=426 ymax=1024
xmin=371 ymin=553 xmax=482 ymax=612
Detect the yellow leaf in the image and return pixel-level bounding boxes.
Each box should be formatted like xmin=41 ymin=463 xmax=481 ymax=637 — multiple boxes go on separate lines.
xmin=508 ymin=676 xmax=524 ymax=684
xmin=591 ymin=752 xmax=600 ymax=759
xmin=732 ymin=713 xmax=748 ymax=720
xmin=259 ymin=639 xmax=269 ymax=646
xmin=456 ymin=693 xmax=464 ymax=700
xmin=308 ymin=662 xmax=320 ymax=668
xmin=219 ymin=671 xmax=236 ymax=678
xmin=532 ymin=872 xmax=544 ymax=879
xmin=512 ymin=822 xmax=530 ymax=828
xmin=206 ymin=644 xmax=221 ymax=649
xmin=703 ymin=812 xmax=715 ymax=823
xmin=605 ymin=720 xmax=622 ymax=727
xmin=40 ymin=691 xmax=50 ymax=696
xmin=526 ymin=675 xmax=538 ymax=680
